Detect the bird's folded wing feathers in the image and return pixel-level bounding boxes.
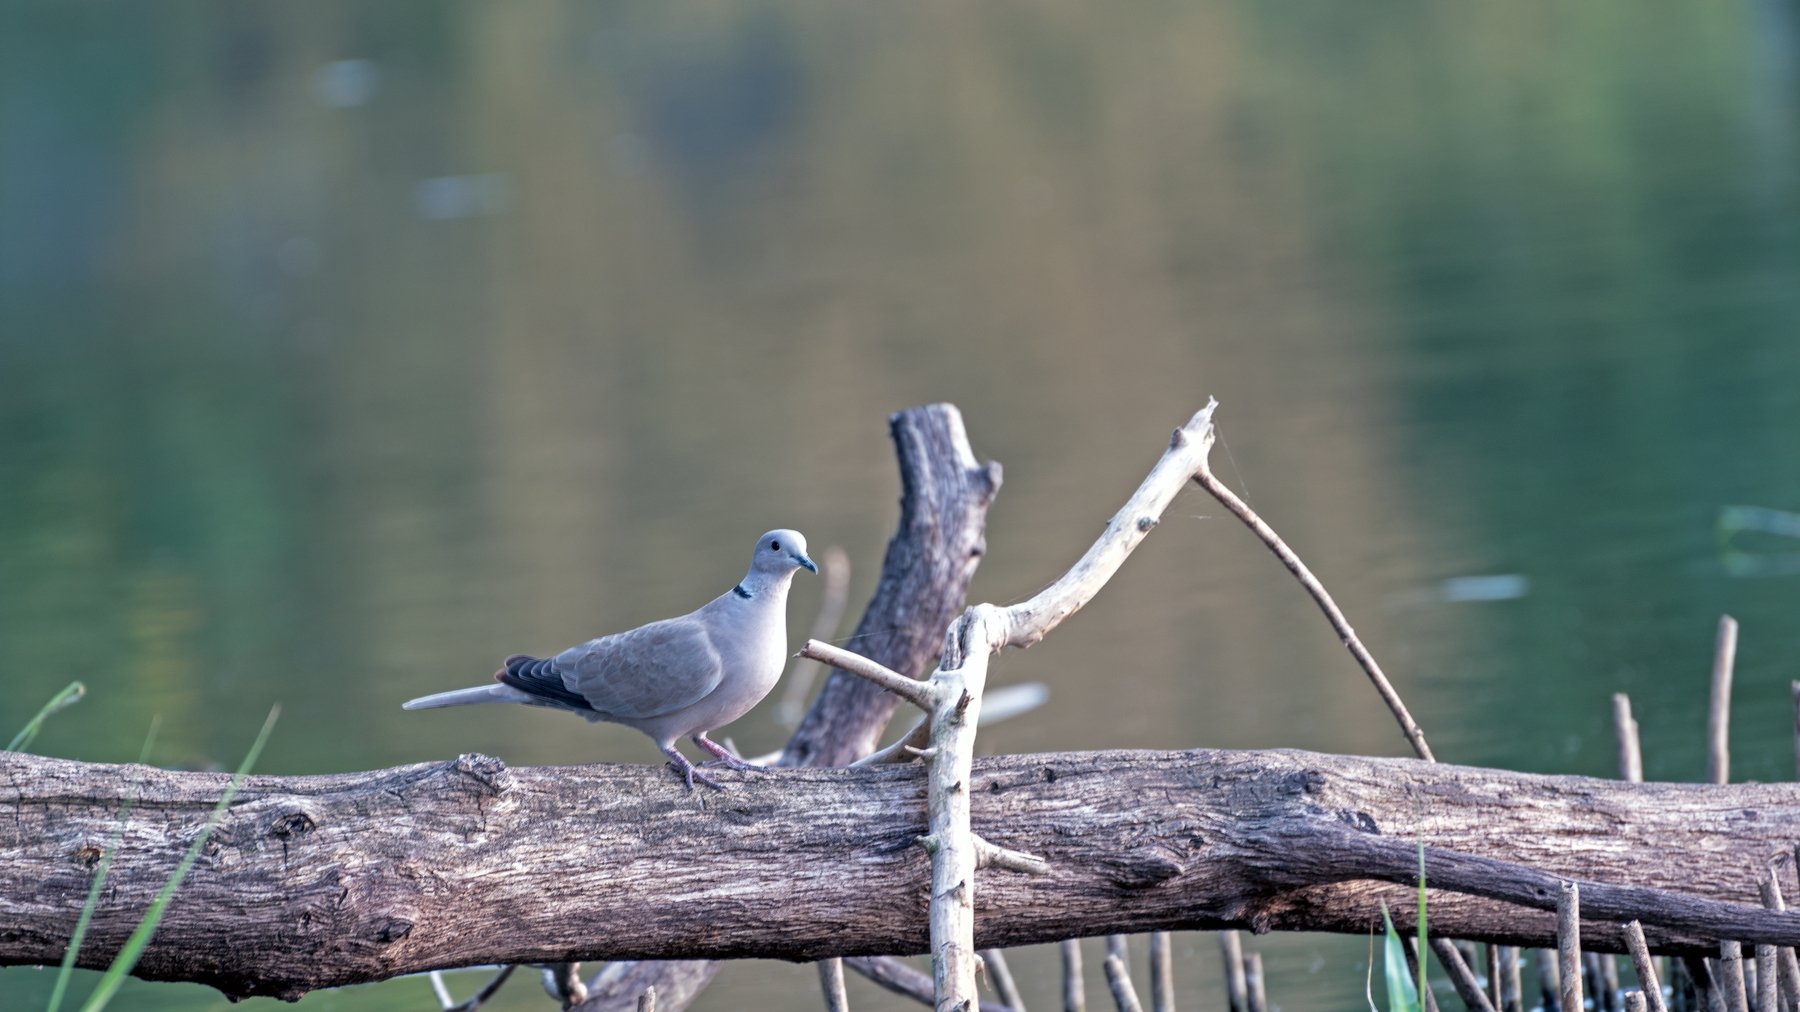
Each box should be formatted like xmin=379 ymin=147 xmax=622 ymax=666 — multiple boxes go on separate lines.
xmin=557 ymin=616 xmax=725 ymax=720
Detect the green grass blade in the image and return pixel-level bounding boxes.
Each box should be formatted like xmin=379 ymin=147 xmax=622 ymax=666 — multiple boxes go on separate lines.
xmin=1382 ymin=904 xmax=1422 ymax=1012
xmin=47 ymin=717 xmax=161 ymax=1012
xmin=78 ymin=706 xmax=279 ymax=1012
xmin=8 ymin=681 xmax=87 ymax=752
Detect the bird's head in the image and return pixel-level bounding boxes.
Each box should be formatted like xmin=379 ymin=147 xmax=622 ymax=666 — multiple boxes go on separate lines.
xmin=751 ymin=529 xmax=818 ymax=578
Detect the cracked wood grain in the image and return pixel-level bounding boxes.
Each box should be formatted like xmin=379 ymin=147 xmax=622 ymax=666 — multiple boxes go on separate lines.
xmin=8 ymin=747 xmax=1800 ymax=1000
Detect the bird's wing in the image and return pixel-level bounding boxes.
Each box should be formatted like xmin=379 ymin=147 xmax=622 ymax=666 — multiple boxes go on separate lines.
xmin=556 ymin=615 xmax=725 ymax=720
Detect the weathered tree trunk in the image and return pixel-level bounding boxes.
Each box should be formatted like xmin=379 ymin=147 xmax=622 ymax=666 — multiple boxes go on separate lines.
xmin=7 ymin=746 xmax=1800 ymax=1001
xmin=780 ymin=405 xmax=1001 ymax=769
xmin=566 ymin=403 xmax=1000 ymax=1010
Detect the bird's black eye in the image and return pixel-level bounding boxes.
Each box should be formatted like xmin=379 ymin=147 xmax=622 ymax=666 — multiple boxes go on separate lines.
xmin=770 ymin=540 xmax=782 ymax=552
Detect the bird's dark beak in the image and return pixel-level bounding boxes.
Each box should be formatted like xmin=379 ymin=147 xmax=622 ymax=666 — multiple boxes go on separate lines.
xmin=795 ymin=553 xmax=819 ymax=574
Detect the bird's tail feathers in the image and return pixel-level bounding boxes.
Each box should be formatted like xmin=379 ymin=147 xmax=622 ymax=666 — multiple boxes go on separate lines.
xmin=401 ymin=684 xmax=536 ymax=710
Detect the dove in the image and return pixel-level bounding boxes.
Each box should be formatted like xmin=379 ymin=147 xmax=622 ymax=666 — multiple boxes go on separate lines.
xmin=404 ymin=529 xmax=817 ymax=789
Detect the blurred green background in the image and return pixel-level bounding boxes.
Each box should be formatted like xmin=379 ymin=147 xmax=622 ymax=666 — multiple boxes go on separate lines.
xmin=4 ymin=1 xmax=1798 ymax=1009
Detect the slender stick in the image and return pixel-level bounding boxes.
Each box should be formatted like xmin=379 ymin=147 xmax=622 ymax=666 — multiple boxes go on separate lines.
xmin=1192 ymin=453 xmax=1434 ymax=761
xmin=983 ymin=950 xmax=1026 ymax=1012
xmin=1429 ymin=938 xmax=1496 ymax=1012
xmin=1500 ymin=946 xmax=1522 ymax=1012
xmin=1102 ymin=936 xmax=1136 ymax=1012
xmin=1219 ymin=932 xmax=1248 ymax=1012
xmin=1623 ymin=920 xmax=1668 ymax=1012
xmin=1758 ymin=870 xmax=1800 ymax=1010
xmin=1709 ymin=615 xmax=1739 ymax=785
xmin=1615 ymin=693 xmax=1645 ymax=783
xmin=1063 ymin=939 xmax=1086 ymax=1012
xmin=1243 ymin=952 xmax=1267 ymax=1012
xmin=1755 ymin=945 xmax=1776 ymax=1012
xmin=430 ymin=964 xmax=518 ymax=1012
xmin=842 ymin=956 xmax=1014 ymax=1012
xmin=1586 ymin=952 xmax=1605 ymax=1012
xmin=1401 ymin=937 xmax=1442 ymax=1012
xmin=1719 ymin=943 xmax=1749 ymax=1012
xmin=819 ymin=958 xmax=849 ymax=1012
xmin=1684 ymin=955 xmax=1723 ymax=1012
xmin=1488 ymin=944 xmax=1503 ymax=1011
xmin=1148 ymin=932 xmax=1175 ymax=1012
xmin=1603 ymin=953 xmax=1623 ymax=1012
xmin=797 ymin=640 xmax=933 ymax=712
xmin=1104 ymin=954 xmax=1145 ymax=1012
xmin=1535 ymin=949 xmax=1561 ymax=1012
xmin=1560 ymin=882 xmax=1584 ymax=1012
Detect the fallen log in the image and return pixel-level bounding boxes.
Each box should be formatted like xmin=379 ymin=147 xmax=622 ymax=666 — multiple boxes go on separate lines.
xmin=5 ymin=745 xmax=1798 ymax=1001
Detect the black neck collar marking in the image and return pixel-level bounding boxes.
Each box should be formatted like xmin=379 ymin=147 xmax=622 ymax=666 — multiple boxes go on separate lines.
xmin=732 ymin=583 xmax=753 ymax=600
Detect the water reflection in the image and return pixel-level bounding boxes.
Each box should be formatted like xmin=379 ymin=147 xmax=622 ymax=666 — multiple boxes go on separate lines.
xmin=2 ymin=2 xmax=1797 ymax=1009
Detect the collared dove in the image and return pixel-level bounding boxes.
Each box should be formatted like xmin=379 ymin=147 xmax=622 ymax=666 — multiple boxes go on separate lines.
xmin=404 ymin=529 xmax=817 ymax=789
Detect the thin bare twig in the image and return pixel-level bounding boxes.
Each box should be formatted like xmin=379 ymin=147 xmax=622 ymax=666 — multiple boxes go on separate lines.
xmin=1755 ymin=944 xmax=1777 ymax=1012
xmin=779 ymin=547 xmax=852 ymax=727
xmin=1682 ymin=954 xmax=1723 ymax=1012
xmin=983 ymin=949 xmax=1026 ymax=1012
xmin=1219 ymin=932 xmax=1248 ymax=1012
xmin=1560 ymin=882 xmax=1584 ymax=1012
xmin=851 ymin=715 xmax=930 ymax=767
xmin=1533 ymin=949 xmax=1559 ymax=1012
xmin=1488 ymin=944 xmax=1503 ymax=1011
xmin=1243 ymin=951 xmax=1267 ymax=1012
xmin=1500 ymin=946 xmax=1522 ymax=1012
xmin=1191 ymin=419 xmax=1434 ymax=762
xmin=1062 ymin=939 xmax=1086 ymax=1012
xmin=1757 ymin=871 xmax=1800 ymax=1009
xmin=1149 ymin=932 xmax=1174 ymax=1012
xmin=1624 ymin=920 xmax=1668 ymax=1012
xmin=1718 ymin=942 xmax=1748 ymax=1012
xmin=1104 ymin=954 xmax=1145 ymax=1012
xmin=1709 ymin=615 xmax=1739 ymax=785
xmin=842 ymin=956 xmax=1014 ymax=1012
xmin=797 ymin=640 xmax=932 ymax=712
xmin=1601 ymin=952 xmax=1624 ymax=1011
xmin=429 ymin=965 xmax=518 ymax=1011
xmin=819 ymin=958 xmax=849 ymax=1012
xmin=1429 ymin=937 xmax=1496 ymax=1012
xmin=1615 ymin=692 xmax=1644 ymax=783
xmin=972 ymin=834 xmax=1052 ymax=875
xmin=1400 ymin=937 xmax=1441 ymax=1012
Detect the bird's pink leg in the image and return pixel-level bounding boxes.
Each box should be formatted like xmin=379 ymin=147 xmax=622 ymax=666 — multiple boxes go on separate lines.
xmin=661 ymin=745 xmax=723 ymax=791
xmin=693 ymin=733 xmax=767 ymax=772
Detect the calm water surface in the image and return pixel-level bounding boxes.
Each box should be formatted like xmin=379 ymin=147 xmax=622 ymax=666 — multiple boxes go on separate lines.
xmin=3 ymin=3 xmax=1798 ymax=1009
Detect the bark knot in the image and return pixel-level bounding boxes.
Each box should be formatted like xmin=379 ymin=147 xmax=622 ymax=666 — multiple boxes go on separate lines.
xmin=1100 ymin=844 xmax=1188 ymax=889
xmin=448 ymin=753 xmax=513 ymax=795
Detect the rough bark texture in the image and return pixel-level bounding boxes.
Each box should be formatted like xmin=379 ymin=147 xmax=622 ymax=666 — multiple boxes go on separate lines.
xmin=8 ymin=747 xmax=1800 ymax=1001
xmin=780 ymin=405 xmax=1001 ymax=769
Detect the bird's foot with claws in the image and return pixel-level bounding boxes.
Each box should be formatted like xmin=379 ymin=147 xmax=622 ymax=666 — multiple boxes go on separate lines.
xmin=662 ymin=746 xmax=725 ymax=791
xmin=693 ymin=733 xmax=767 ymax=772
